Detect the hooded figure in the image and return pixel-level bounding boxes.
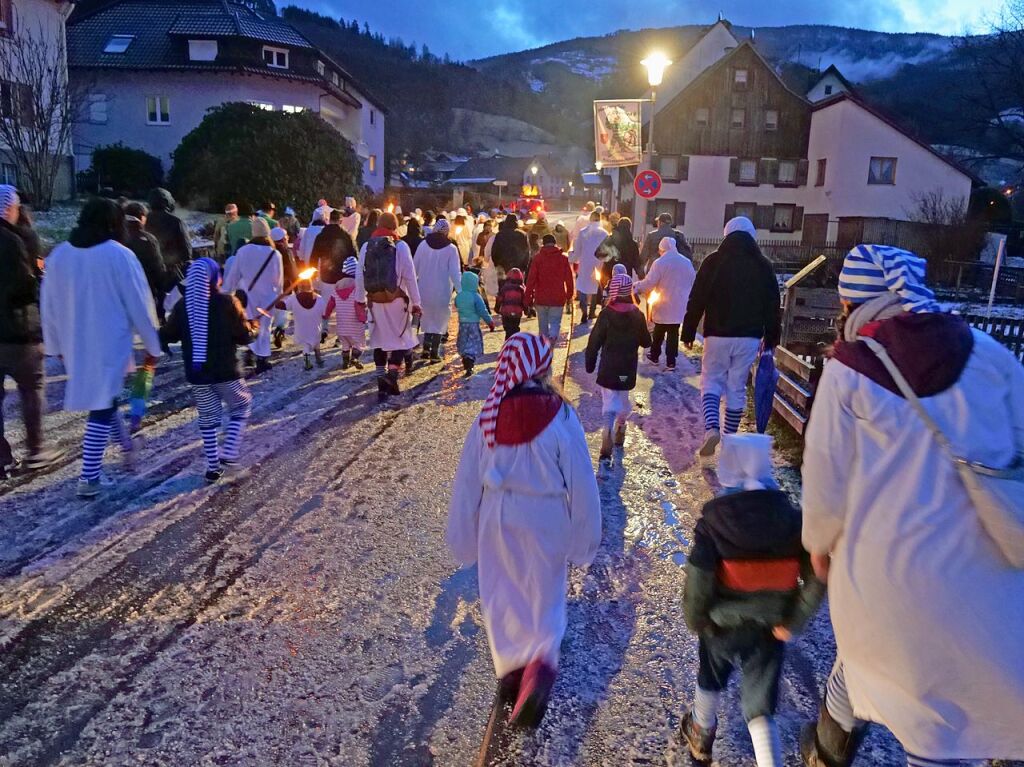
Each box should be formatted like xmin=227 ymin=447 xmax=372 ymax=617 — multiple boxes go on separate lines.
xmin=159 ymin=258 xmax=257 ymax=482
xmin=332 ymin=255 xmax=367 ymax=369
xmin=496 ymin=267 xmax=527 ymax=340
xmin=634 ymin=236 xmax=696 ymax=370
xmin=683 ymin=217 xmax=780 ymax=455
xmin=572 ymin=212 xmax=610 ymax=321
xmin=800 ymin=245 xmax=1024 ymax=767
xmin=453 ymin=270 xmax=494 ymax=375
xmin=145 ymin=187 xmax=192 ymax=286
xmin=585 ymin=266 xmax=651 ymax=459
xmin=222 ymin=217 xmax=283 ymax=372
xmin=447 ymin=332 xmax=601 ymax=727
xmin=340 ymin=197 xmax=361 ymax=240
xmin=414 ymin=218 xmax=462 ymax=361
xmin=488 ymin=214 xmax=530 ymax=278
xmin=402 ymin=217 xmax=424 ymax=257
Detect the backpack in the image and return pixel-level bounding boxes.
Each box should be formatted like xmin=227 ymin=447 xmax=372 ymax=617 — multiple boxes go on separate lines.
xmin=363 ymin=235 xmax=402 ymax=303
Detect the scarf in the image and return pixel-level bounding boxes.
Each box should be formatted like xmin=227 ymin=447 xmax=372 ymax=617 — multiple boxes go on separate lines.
xmin=479 ymin=333 xmax=552 ymax=448
xmin=838 ymin=244 xmax=939 ymax=313
xmin=842 ymin=292 xmax=905 ymax=342
xmin=186 ymin=257 xmax=220 ymax=370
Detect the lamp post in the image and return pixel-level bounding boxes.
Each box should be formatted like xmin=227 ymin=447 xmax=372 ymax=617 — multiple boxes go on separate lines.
xmin=639 ymin=53 xmax=671 ymax=224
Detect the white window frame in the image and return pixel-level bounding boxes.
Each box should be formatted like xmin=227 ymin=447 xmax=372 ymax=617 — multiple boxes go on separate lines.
xmin=739 ymin=159 xmax=757 ymax=184
xmin=765 ymin=109 xmax=779 ymax=131
xmin=262 ymin=45 xmax=289 ymax=69
xmin=658 ymin=155 xmax=680 ymax=181
xmin=316 ymin=59 xmax=325 ymax=76
xmin=772 ymin=203 xmax=796 ymax=233
xmin=695 ymin=107 xmax=709 ymax=127
xmin=146 ymin=95 xmax=170 ymax=125
xmin=188 ymin=39 xmax=218 ymax=62
xmin=824 ymin=84 xmax=834 ymax=96
xmin=282 ymin=104 xmax=304 ymax=113
xmin=868 ymin=156 xmax=897 ymax=185
xmin=103 ymin=34 xmax=134 ymax=54
xmin=777 ymin=160 xmax=797 ymax=185
xmin=88 ymin=93 xmax=108 ymax=124
xmin=731 ymin=108 xmax=745 ymax=129
xmin=734 ymin=68 xmax=748 ymax=87
xmin=331 ymin=71 xmax=340 ymax=86
xmin=249 ymin=101 xmax=274 ymax=111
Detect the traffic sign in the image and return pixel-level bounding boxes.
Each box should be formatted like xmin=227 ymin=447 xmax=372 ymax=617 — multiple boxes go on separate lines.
xmin=492 ymin=180 xmax=509 ymax=187
xmin=634 ymin=169 xmax=662 ymax=199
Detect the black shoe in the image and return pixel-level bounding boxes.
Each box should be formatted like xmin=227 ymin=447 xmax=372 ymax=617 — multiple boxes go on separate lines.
xmin=303 ymin=354 xmax=313 ymax=371
xmin=351 ymin=356 xmax=364 ymax=371
xmin=315 ymin=350 xmax=324 ymax=368
xmin=679 ymin=710 xmax=716 ymax=763
xmin=462 ymin=356 xmax=474 ymax=377
xmin=243 ymin=350 xmax=255 ymax=367
xmin=666 ymin=360 xmax=677 ymax=371
xmin=205 ymin=468 xmax=224 ymax=484
xmin=383 ymin=370 xmax=401 ymax=395
xmin=273 ymin=328 xmax=285 ymax=349
xmin=255 ymin=356 xmax=273 ymax=374
xmin=377 ymin=376 xmax=388 ymax=402
xmin=320 ymin=331 xmax=328 ymax=344
xmin=341 ymin=351 xmax=351 ymax=370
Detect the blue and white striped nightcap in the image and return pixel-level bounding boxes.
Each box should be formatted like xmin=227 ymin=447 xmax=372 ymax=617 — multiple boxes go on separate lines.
xmin=838 ymin=244 xmax=939 ymax=313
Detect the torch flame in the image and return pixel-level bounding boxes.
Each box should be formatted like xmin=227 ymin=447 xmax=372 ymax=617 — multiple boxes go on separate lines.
xmin=454 ymin=225 xmax=464 ymax=236
xmin=386 ymin=203 xmax=395 ymax=213
xmin=593 ymin=267 xmax=603 ymax=283
xmin=649 ymin=290 xmax=661 ymax=305
xmin=298 ymin=267 xmax=318 ymax=281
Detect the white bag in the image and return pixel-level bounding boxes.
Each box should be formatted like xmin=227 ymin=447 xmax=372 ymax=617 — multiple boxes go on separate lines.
xmin=863 ymin=337 xmax=1024 ymax=568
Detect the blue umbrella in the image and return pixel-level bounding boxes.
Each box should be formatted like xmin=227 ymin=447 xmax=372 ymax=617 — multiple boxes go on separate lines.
xmin=754 ymin=347 xmax=779 ymax=433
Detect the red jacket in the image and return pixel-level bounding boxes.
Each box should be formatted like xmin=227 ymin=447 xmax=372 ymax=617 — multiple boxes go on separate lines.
xmin=524 ymin=245 xmax=574 ymax=308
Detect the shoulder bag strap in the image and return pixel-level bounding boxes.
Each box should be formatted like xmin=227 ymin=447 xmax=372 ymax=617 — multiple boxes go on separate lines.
xmin=249 ymin=246 xmax=277 ymax=292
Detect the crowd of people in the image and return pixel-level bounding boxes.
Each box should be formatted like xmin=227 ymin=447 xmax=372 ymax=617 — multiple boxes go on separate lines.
xmin=0 ymin=182 xmax=1021 ymax=765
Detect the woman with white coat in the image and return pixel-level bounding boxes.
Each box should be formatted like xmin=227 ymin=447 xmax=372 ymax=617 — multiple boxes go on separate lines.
xmin=354 ymin=211 xmax=421 ymax=399
xmin=801 ymin=245 xmax=1024 ymax=767
xmin=222 ymin=217 xmax=283 ymax=375
xmin=634 ymin=236 xmax=696 ymax=371
xmin=447 ymin=333 xmax=602 ymax=727
xmin=414 ymin=219 xmax=461 ymax=363
xmin=41 ymin=198 xmax=162 ymax=497
xmin=572 ymin=210 xmax=610 ymax=323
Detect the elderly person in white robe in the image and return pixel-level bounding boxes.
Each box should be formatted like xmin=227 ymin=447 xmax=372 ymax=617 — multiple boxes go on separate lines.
xmin=447 ymin=333 xmax=601 ymax=728
xmin=800 ymin=245 xmax=1024 ymax=767
xmin=222 ymin=217 xmax=282 ymax=375
xmin=571 ymin=210 xmax=609 ymax=323
xmin=414 ymin=219 xmax=461 ymax=363
xmin=354 ymin=211 xmax=421 ymax=400
xmin=41 ymin=198 xmax=162 ymax=497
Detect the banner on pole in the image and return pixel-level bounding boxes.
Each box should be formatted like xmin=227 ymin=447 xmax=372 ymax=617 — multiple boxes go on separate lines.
xmin=594 ymin=100 xmax=643 ymax=168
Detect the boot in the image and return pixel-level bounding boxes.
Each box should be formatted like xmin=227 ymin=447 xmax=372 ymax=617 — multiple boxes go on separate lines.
xmin=404 ymin=352 xmax=416 ymax=376
xmin=800 ymin=705 xmax=865 ymax=767
xmin=383 ymin=369 xmax=401 ymax=395
xmin=421 ymin=334 xmax=433 ymax=360
xmin=315 ymin=348 xmax=324 ymax=368
xmin=678 ymin=710 xmax=716 ymax=763
xmin=498 ymin=668 xmax=525 ymax=706
xmin=255 ymin=356 xmax=273 ymax=375
xmin=599 ymin=427 xmax=613 ymax=461
xmin=429 ymin=335 xmax=442 ymax=363
xmin=303 ymin=354 xmax=313 ymax=371
xmin=377 ymin=375 xmax=388 ymax=403
xmin=510 ymin=660 xmax=556 ymax=728
xmin=273 ymin=327 xmax=285 ymax=349
xmin=698 ymin=428 xmax=720 ymax=458
xmin=462 ymin=356 xmax=474 ymax=377
xmin=351 ymin=350 xmax=364 ymax=370
xmin=341 ymin=350 xmax=351 ymax=370
xmin=614 ymin=420 xmax=627 ymax=447
xmin=243 ymin=350 xmax=255 ymax=368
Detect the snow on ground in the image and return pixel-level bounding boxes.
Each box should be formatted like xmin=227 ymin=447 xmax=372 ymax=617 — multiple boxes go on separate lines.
xmin=31 ymin=202 xmax=216 ymax=251
xmin=534 ymin=53 xmax=616 ymax=80
xmin=0 ymin=309 xmax=957 ymax=766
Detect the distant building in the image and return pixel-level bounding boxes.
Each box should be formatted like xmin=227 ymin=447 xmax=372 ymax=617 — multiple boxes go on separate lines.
xmin=1 ymin=0 xmax=76 ymax=200
xmin=447 ymin=155 xmax=600 ymax=204
xmin=806 ymin=64 xmax=855 ymax=103
xmin=67 ymin=0 xmax=386 ymax=192
xmin=628 ymin=21 xmax=974 ymax=243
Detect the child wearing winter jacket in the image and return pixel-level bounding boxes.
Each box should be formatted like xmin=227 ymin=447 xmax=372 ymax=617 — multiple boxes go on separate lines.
xmin=454 ymin=270 xmax=495 ymax=376
xmin=159 ymin=258 xmax=259 ymax=483
xmin=332 ymin=256 xmax=366 ymax=370
xmin=584 ymin=266 xmax=651 ymax=460
xmin=446 ymin=333 xmax=601 ymax=728
xmin=677 ymin=434 xmax=826 ymax=767
xmin=495 ymin=267 xmax=527 ymax=340
xmin=278 ymin=279 xmax=333 ymax=370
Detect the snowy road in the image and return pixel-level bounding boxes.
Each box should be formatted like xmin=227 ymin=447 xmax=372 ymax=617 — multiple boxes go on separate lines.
xmin=3 ymin=312 xmax=910 ymax=766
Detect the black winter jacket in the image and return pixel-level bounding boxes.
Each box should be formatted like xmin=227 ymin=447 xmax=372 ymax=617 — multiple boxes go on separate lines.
xmin=684 ymin=489 xmax=825 ymax=635
xmin=490 ymin=216 xmax=530 ymax=274
xmin=600 ymin=226 xmax=644 ymax=282
xmin=312 ymin=224 xmax=357 ymax=284
xmin=0 ymin=219 xmax=41 ymax=344
xmin=145 ymin=189 xmax=192 ymax=286
xmin=124 ymin=220 xmax=165 ymax=302
xmin=584 ymin=302 xmax=651 ymax=390
xmin=681 ymin=231 xmax=781 ymax=347
xmin=159 ymin=293 xmax=258 ymax=385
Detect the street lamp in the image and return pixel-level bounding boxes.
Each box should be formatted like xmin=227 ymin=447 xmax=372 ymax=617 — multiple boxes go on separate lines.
xmin=595 ymin=161 xmax=603 ymax=172
xmin=530 ymin=164 xmax=539 ymax=176
xmin=640 ymin=52 xmax=672 ymax=158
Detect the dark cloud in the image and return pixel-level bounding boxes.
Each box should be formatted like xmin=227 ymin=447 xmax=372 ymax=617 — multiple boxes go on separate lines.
xmin=299 ymin=0 xmax=982 ymax=59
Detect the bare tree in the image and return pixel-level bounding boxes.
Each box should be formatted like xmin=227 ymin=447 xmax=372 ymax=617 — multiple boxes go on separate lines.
xmin=956 ymin=1 xmax=1024 ymax=173
xmin=907 ymin=189 xmax=987 ymax=267
xmin=0 ymin=18 xmax=85 ymax=209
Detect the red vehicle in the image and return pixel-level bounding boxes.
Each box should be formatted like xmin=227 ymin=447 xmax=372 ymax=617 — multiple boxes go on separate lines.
xmin=514 ymin=196 xmax=545 ymax=217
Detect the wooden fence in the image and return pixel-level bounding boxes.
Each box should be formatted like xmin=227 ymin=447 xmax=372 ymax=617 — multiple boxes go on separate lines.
xmin=961 ymin=313 xmax=1024 ymax=362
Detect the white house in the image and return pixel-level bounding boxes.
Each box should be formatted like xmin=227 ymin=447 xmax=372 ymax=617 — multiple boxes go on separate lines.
xmin=628 ymin=23 xmax=974 ymax=244
xmin=67 ymin=0 xmax=386 ymax=193
xmin=0 ymin=0 xmax=76 ymax=199
xmin=806 ymin=64 xmax=854 ymax=103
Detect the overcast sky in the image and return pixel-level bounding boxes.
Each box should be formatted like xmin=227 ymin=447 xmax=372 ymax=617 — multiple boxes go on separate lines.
xmin=298 ymin=0 xmax=996 ymax=60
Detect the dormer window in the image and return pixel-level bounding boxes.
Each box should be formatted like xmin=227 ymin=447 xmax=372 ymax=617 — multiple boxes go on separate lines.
xmin=104 ymin=35 xmax=134 ymax=54
xmin=331 ymin=71 xmax=339 ymax=86
xmin=316 ymin=59 xmax=325 ymax=76
xmin=188 ymin=40 xmax=218 ymax=61
xmin=262 ymin=46 xmax=288 ymax=69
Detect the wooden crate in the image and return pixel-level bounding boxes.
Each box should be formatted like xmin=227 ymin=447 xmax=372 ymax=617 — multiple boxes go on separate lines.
xmin=772 ymin=346 xmax=824 ymax=436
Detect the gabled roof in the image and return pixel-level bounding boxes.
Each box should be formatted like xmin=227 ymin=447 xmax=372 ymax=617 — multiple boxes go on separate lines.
xmin=448 ymin=156 xmax=533 ymax=185
xmin=812 ymin=64 xmax=855 ymax=94
xmin=67 ymin=0 xmax=386 ymax=111
xmin=812 ymin=92 xmax=982 ymax=184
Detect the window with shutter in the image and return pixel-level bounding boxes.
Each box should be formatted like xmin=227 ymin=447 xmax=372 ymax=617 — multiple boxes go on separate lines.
xmin=735 ymin=202 xmax=757 ymax=222
xmin=771 ymin=204 xmax=797 ymax=232
xmin=759 ymin=158 xmax=779 ymax=186
xmin=738 ymin=159 xmax=758 ymax=185
xmin=658 ymin=155 xmax=680 ymax=181
xmin=765 ymin=109 xmax=779 ymax=131
xmin=754 ymin=205 xmax=774 ymax=231
xmin=146 ymin=96 xmax=170 ymax=124
xmin=777 ymin=160 xmax=797 ymax=186
xmin=816 ymin=159 xmax=827 ymax=187
xmin=734 ymin=69 xmax=749 ymax=90
xmin=796 ymin=159 xmax=810 ymax=186
xmin=728 ymin=158 xmax=740 ymax=183
xmin=680 ymin=156 xmax=690 ymax=181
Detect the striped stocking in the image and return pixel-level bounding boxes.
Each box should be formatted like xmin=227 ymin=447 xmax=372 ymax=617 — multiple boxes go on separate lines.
xmin=111 ymin=409 xmax=133 ymax=452
xmin=692 ymin=686 xmax=720 ymax=729
xmin=193 ymin=385 xmax=223 ymax=472
xmin=701 ymin=392 xmax=721 ymax=431
xmin=747 ymin=716 xmax=782 ymax=767
xmin=824 ymin=662 xmax=858 ymax=733
xmin=81 ymin=409 xmax=113 ymax=482
xmin=724 ymin=408 xmax=744 ymax=435
xmin=220 ymin=380 xmax=252 ymax=461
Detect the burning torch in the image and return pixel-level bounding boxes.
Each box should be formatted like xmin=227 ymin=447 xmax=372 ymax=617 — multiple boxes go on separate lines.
xmin=256 ymin=266 xmax=319 ymax=318
xmin=646 ymin=289 xmax=660 ymax=324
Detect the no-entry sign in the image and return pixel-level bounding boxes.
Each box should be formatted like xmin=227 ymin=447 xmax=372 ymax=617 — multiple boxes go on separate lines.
xmin=634 ymin=169 xmax=662 ymax=199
